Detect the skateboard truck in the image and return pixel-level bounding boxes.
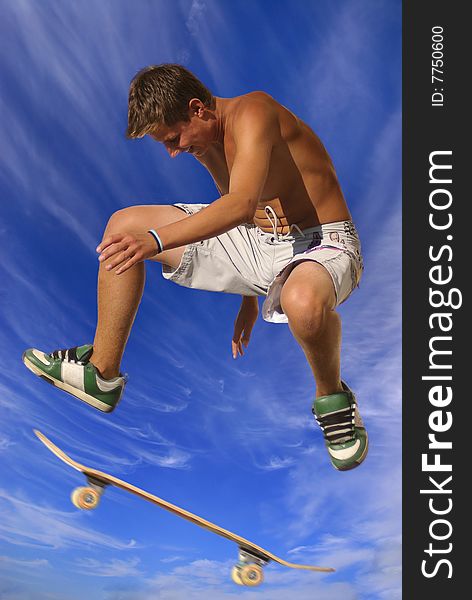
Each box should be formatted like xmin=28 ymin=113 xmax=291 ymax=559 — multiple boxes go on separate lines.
xmin=71 ymin=476 xmax=107 ymax=510
xmin=231 ymin=547 xmax=269 ymax=586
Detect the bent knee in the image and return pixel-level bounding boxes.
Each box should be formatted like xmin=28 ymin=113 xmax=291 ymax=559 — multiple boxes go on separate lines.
xmin=280 ymin=277 xmax=335 ymax=335
xmin=104 ymin=207 xmax=142 ymax=235
xmin=103 ymin=205 xmax=187 ymax=236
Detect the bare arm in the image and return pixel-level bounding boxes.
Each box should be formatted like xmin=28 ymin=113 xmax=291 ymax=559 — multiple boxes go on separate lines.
xmin=97 ymin=102 xmax=280 ymax=273
xmin=232 ymin=295 xmax=259 ymax=359
xmin=152 ymin=103 xmax=279 ymax=251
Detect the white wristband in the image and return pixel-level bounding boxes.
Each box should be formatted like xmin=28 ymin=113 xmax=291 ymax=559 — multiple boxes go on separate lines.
xmin=148 ymin=229 xmax=164 ymax=253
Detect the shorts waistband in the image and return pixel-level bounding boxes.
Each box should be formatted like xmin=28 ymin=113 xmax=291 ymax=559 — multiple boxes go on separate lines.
xmin=256 ymin=220 xmax=356 ymax=242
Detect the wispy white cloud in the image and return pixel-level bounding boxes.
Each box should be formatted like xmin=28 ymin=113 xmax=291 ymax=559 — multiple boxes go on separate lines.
xmin=256 ymin=456 xmax=295 ymax=471
xmin=0 ymin=231 xmax=101 ymax=371
xmin=356 ymin=110 xmax=402 ymax=228
xmin=186 ymin=0 xmax=207 ymax=36
xmin=1 ymin=1 xmax=201 ymax=256
xmin=303 ymin=5 xmax=377 ymax=120
xmin=132 ymin=446 xmax=191 ymax=470
xmin=160 ymin=555 xmax=186 ymax=564
xmin=0 ymin=489 xmax=137 ymax=551
xmin=0 ymin=435 xmax=14 ymax=452
xmin=0 ymin=585 xmax=63 ymax=600
xmin=0 ymin=555 xmax=50 ymax=568
xmin=74 ymin=557 xmax=143 ymax=578
xmin=102 ymin=555 xmax=358 ymax=600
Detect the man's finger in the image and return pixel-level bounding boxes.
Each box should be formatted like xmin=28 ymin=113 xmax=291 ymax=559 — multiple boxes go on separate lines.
xmin=231 ymin=340 xmax=238 ymax=359
xmin=116 ymin=256 xmax=138 ymax=275
xmin=242 ymin=326 xmax=253 ymax=346
xmin=233 ymin=316 xmax=244 ymax=339
xmin=105 ymin=251 xmax=132 ymax=271
xmin=232 ymin=337 xmax=245 ymax=359
xmin=99 ymin=241 xmax=128 ymax=262
xmin=97 ymin=233 xmax=125 ymax=253
xmin=232 ymin=326 xmax=244 ymax=344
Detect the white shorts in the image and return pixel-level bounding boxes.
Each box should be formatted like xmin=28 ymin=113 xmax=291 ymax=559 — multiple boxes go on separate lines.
xmin=162 ymin=203 xmax=363 ymax=323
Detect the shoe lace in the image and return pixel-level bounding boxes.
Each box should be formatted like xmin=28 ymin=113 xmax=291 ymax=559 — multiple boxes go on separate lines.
xmin=50 ymin=346 xmax=92 ymax=365
xmin=313 ymin=402 xmax=356 ymax=445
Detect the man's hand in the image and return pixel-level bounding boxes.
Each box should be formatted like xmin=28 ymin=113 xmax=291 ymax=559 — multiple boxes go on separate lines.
xmin=232 ymin=296 xmax=259 ymax=359
xmin=96 ymin=232 xmax=159 ymax=275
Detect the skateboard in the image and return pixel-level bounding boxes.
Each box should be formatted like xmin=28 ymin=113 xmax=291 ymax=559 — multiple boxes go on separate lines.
xmin=34 ymin=429 xmax=335 ymax=587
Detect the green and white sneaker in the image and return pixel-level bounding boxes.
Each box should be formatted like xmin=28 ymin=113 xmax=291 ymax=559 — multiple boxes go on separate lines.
xmin=312 ymin=381 xmax=368 ymax=471
xmin=22 ymin=344 xmax=126 ymax=413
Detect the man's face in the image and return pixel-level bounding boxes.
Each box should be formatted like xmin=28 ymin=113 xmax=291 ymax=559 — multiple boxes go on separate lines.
xmin=150 ymin=112 xmax=211 ymax=159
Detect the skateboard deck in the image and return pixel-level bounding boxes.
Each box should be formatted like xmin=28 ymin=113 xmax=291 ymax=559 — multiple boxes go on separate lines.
xmin=34 ymin=429 xmax=335 ymax=586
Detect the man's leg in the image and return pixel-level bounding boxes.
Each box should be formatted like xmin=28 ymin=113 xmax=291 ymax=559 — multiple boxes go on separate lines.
xmin=23 ymin=204 xmax=190 ymax=411
xmin=280 ymin=261 xmax=341 ymax=398
xmin=280 ymin=260 xmax=368 ymax=470
xmin=91 ymin=205 xmax=189 ymax=378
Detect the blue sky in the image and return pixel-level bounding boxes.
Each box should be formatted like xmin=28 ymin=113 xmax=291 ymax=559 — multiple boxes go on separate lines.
xmin=0 ymin=1 xmax=401 ymax=598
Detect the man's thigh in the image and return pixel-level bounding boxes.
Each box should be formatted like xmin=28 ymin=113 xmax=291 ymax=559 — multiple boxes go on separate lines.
xmin=106 ymin=204 xmax=190 ymax=270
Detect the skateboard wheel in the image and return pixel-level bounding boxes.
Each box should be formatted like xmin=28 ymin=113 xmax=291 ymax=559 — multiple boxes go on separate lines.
xmin=239 ymin=563 xmax=264 ymax=586
xmin=71 ymin=486 xmax=101 ymax=510
xmin=231 ymin=566 xmax=244 ymax=585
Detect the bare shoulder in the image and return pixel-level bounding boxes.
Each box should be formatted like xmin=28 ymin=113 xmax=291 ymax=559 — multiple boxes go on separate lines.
xmin=233 ymin=91 xmax=278 ymax=116
xmin=230 ymin=92 xmax=279 ymax=140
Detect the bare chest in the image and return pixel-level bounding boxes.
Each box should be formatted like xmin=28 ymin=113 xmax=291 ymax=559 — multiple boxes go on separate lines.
xmin=198 ymin=138 xmax=295 ymax=200
xmin=198 ymin=144 xmax=231 ymax=195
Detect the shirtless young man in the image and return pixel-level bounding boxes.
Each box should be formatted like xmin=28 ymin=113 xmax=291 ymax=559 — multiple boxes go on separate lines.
xmin=23 ymin=64 xmax=368 ymax=471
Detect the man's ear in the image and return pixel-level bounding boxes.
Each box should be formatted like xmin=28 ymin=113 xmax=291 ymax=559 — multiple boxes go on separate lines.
xmin=188 ymin=98 xmax=205 ymax=117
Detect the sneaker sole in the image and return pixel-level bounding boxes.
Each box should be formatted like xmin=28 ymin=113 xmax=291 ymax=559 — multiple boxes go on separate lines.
xmin=22 ymin=353 xmax=116 ymax=413
xmin=333 ymin=432 xmax=369 ymax=471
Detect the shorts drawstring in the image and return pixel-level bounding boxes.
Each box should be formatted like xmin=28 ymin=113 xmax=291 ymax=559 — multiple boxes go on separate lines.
xmin=264 ymin=205 xmax=304 ymax=241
